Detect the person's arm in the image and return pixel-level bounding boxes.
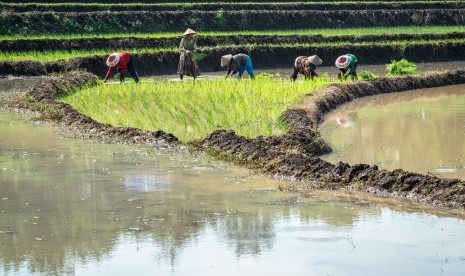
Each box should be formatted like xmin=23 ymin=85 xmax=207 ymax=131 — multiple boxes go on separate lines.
xmin=225 ymin=64 xmax=232 ymax=77
xmin=179 ymin=38 xmax=185 ymax=52
xmin=104 ymin=67 xmax=115 ymax=82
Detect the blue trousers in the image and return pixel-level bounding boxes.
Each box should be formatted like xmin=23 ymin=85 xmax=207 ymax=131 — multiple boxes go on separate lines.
xmin=238 ymin=56 xmax=255 ymax=79
xmin=117 ymin=56 xmax=139 ymax=82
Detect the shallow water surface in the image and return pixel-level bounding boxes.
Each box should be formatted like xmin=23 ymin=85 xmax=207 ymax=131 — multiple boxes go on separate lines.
xmin=1 ymin=79 xmax=465 ymax=275
xmin=320 ymin=84 xmax=465 ymax=180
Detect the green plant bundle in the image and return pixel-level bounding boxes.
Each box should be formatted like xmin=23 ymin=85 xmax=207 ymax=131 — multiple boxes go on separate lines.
xmin=59 ymin=75 xmax=332 ymax=142
xmin=359 ymin=70 xmax=377 ymax=80
xmin=387 ymin=59 xmax=417 ymax=76
xmin=193 ymin=52 xmax=206 ymax=60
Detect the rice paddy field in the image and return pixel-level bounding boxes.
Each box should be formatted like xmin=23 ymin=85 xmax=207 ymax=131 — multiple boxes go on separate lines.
xmin=4 ymin=1 xmax=465 ymax=276
xmin=2 ymin=0 xmax=465 ymax=139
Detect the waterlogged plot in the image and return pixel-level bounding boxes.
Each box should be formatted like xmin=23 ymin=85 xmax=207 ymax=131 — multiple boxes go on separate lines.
xmin=60 ymin=75 xmax=331 ymax=142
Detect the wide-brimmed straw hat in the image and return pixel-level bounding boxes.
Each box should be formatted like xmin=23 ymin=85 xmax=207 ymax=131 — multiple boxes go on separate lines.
xmin=183 ymin=28 xmax=197 ymax=36
xmin=308 ymin=55 xmax=322 ymax=65
xmin=221 ymin=54 xmax=233 ymax=67
xmin=106 ymin=53 xmax=120 ymax=67
xmin=335 ymin=55 xmax=350 ymax=68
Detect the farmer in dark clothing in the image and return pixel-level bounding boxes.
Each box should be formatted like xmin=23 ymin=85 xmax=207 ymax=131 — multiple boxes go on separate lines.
xmin=104 ymin=51 xmax=139 ymax=83
xmin=291 ymin=55 xmax=322 ymax=81
xmin=335 ymin=54 xmax=358 ymax=81
xmin=221 ymin=53 xmax=255 ymax=79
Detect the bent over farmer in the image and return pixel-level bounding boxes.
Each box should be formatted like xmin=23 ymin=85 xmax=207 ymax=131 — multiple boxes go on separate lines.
xmin=291 ymin=55 xmax=322 ymax=81
xmin=335 ymin=54 xmax=358 ymax=81
xmin=221 ymin=53 xmax=255 ymax=79
xmin=177 ymin=28 xmax=201 ymax=80
xmin=104 ymin=51 xmax=139 ymax=83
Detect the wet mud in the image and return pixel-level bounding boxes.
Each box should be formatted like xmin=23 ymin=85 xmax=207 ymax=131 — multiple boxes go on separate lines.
xmin=3 ymin=9 xmax=465 ymax=35
xmin=3 ymin=32 xmax=465 ymax=52
xmin=6 ymin=68 xmax=465 ymax=210
xmin=2 ymin=42 xmax=465 ymax=77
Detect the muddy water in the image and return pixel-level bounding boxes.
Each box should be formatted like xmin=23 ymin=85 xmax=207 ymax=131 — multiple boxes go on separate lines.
xmin=320 ymin=84 xmax=465 ymax=180
xmin=2 ymin=79 xmax=465 ymax=275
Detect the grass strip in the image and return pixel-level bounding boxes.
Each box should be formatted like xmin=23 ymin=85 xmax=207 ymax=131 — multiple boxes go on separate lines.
xmin=2 ymin=38 xmax=465 ymax=62
xmin=1 ymin=26 xmax=463 ymax=41
xmin=59 ymin=74 xmax=331 ymax=142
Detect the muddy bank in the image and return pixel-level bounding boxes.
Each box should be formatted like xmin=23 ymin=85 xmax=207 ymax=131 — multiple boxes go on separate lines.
xmin=13 ymin=71 xmax=178 ymax=145
xmin=2 ymin=42 xmax=465 ymax=77
xmin=2 ymin=9 xmax=464 ymax=35
xmin=198 ymin=70 xmax=465 ymax=209
xmin=3 ymin=32 xmax=465 ymax=52
xmin=3 ymin=2 xmax=464 ymax=12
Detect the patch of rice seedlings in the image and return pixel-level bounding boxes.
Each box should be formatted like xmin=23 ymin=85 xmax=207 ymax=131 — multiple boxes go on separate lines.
xmin=1 ymin=26 xmax=463 ymax=41
xmin=387 ymin=59 xmax=417 ymax=76
xmin=59 ymin=74 xmax=333 ymax=142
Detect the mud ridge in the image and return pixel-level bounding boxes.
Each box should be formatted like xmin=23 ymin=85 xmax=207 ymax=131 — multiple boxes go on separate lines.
xmin=3 ymin=32 xmax=465 ymax=52
xmin=2 ymin=9 xmax=465 ymax=35
xmin=198 ymin=70 xmax=465 ymax=210
xmin=2 ymin=42 xmax=465 ymax=77
xmin=4 ymin=2 xmax=465 ymax=12
xmin=16 ymin=71 xmax=178 ymax=146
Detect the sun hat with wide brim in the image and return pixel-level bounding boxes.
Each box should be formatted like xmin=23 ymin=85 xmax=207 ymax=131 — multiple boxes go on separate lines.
xmin=106 ymin=53 xmax=120 ymax=67
xmin=307 ymin=55 xmax=322 ymax=65
xmin=183 ymin=28 xmax=197 ymax=36
xmin=335 ymin=55 xmax=351 ymax=68
xmin=221 ymin=54 xmax=233 ymax=67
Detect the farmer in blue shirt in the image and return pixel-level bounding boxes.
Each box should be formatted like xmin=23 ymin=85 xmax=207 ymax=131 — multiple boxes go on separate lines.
xmin=221 ymin=54 xmax=255 ymax=79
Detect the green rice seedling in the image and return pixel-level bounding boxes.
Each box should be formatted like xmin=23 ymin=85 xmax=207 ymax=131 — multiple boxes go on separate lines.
xmin=1 ymin=26 xmax=464 ymax=41
xmin=60 ymin=75 xmax=332 ymax=142
xmin=387 ymin=59 xmax=417 ymax=76
xmin=359 ymin=70 xmax=377 ymax=80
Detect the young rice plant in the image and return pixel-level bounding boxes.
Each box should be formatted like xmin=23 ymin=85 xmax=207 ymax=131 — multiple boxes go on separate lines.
xmin=387 ymin=59 xmax=417 ymax=76
xmin=59 ymin=75 xmax=331 ymax=142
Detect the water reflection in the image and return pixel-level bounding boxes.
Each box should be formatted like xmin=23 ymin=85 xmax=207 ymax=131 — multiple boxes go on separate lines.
xmin=320 ymin=84 xmax=465 ymax=180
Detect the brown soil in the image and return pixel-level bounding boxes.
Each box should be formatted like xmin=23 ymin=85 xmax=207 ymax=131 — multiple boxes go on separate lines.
xmin=3 ymin=2 xmax=465 ymax=12
xmin=3 ymin=32 xmax=465 ymax=52
xmin=2 ymin=42 xmax=465 ymax=77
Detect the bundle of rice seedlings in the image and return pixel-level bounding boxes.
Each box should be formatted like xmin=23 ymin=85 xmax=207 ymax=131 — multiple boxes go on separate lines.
xmin=386 ymin=59 xmax=417 ymax=76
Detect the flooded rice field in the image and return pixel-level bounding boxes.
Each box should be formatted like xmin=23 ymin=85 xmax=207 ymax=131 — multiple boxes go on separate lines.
xmin=320 ymin=84 xmax=465 ymax=180
xmin=1 ymin=77 xmax=465 ymax=275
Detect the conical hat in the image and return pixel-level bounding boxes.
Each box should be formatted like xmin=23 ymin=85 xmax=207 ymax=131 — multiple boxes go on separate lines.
xmin=221 ymin=54 xmax=233 ymax=67
xmin=308 ymin=55 xmax=322 ymax=65
xmin=183 ymin=28 xmax=197 ymax=36
xmin=106 ymin=53 xmax=120 ymax=67
xmin=335 ymin=55 xmax=350 ymax=68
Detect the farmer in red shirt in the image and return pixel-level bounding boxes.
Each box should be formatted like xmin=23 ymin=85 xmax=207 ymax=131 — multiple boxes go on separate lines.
xmin=104 ymin=51 xmax=140 ymax=83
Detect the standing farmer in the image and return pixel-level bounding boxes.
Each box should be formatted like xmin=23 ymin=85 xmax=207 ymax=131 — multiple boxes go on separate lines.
xmin=291 ymin=55 xmax=322 ymax=81
xmin=104 ymin=51 xmax=139 ymax=83
xmin=221 ymin=53 xmax=255 ymax=79
xmin=335 ymin=54 xmax=358 ymax=81
xmin=177 ymin=28 xmax=201 ymax=80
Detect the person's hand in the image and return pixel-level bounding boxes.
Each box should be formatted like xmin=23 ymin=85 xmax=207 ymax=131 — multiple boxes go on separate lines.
xmin=103 ymin=78 xmax=107 ymax=83
xmin=119 ymin=74 xmax=125 ymax=83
